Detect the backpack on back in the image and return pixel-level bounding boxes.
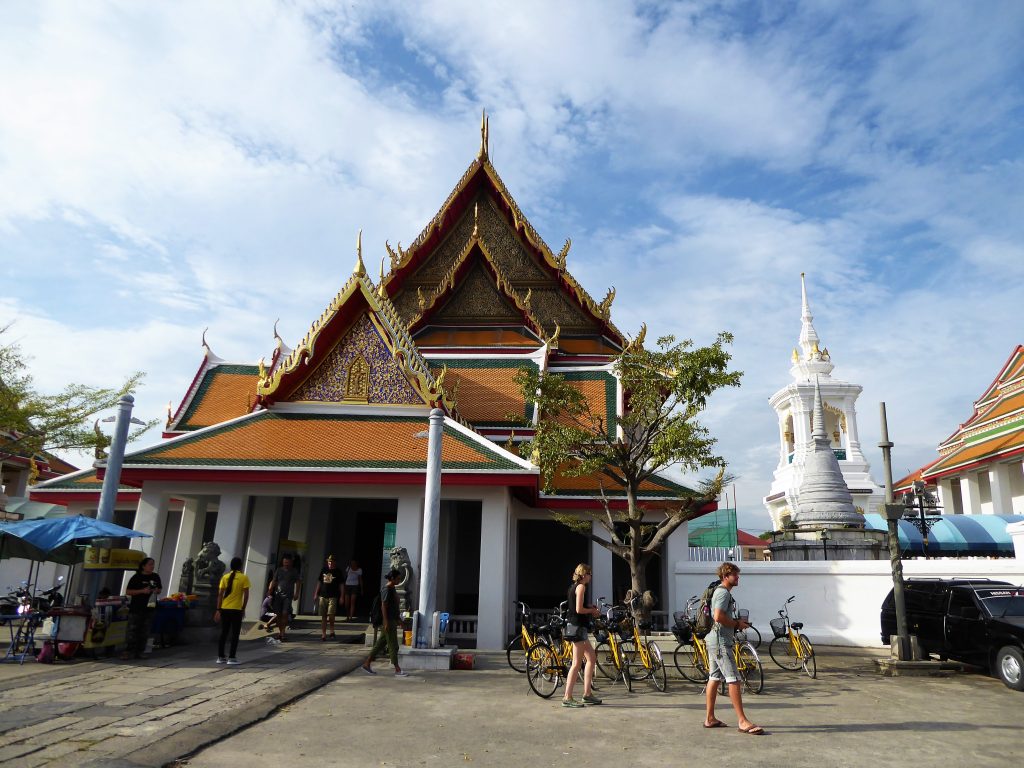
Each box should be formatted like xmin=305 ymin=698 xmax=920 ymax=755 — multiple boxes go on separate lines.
xmin=370 ymin=593 xmax=383 ymax=628
xmin=693 ymin=580 xmax=720 ymax=637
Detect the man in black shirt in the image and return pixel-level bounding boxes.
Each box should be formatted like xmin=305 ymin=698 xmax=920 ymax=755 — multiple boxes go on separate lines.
xmin=313 ymin=555 xmax=342 ymax=641
xmin=122 ymin=557 xmax=162 ymax=659
xmin=360 ymin=569 xmax=407 ymax=677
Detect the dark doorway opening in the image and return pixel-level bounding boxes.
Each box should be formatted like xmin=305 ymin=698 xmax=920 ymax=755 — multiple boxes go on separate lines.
xmin=323 ymin=499 xmax=397 ymax=618
xmin=516 ymin=519 xmax=588 ymax=611
xmin=438 ymin=500 xmax=482 ymax=616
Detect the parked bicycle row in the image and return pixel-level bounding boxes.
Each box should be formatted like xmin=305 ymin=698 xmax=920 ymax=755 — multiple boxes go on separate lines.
xmin=506 ymin=561 xmax=815 ymax=718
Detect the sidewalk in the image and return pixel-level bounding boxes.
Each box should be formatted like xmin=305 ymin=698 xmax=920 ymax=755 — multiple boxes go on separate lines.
xmin=0 ymin=625 xmax=367 ymax=768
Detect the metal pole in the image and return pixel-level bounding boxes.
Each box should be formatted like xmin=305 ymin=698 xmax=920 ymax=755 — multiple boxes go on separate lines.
xmin=919 ymin=494 xmax=928 ymax=557
xmin=879 ymin=402 xmax=912 ymax=661
xmin=96 ymin=395 xmax=135 ymax=524
xmin=417 ymin=408 xmax=444 ymax=648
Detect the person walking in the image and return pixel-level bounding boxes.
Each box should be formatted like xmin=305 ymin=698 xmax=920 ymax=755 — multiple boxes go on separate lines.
xmin=703 ymin=562 xmax=765 ymax=735
xmin=122 ymin=557 xmax=162 ymax=660
xmin=343 ymin=559 xmax=363 ymax=621
xmin=360 ymin=569 xmax=407 ymax=677
xmin=214 ymin=557 xmax=250 ymax=665
xmin=313 ymin=555 xmax=342 ymax=640
xmin=268 ymin=554 xmax=301 ymax=643
xmin=561 ymin=563 xmax=602 ymax=708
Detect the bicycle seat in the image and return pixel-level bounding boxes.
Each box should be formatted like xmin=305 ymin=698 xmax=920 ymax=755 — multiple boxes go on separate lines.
xmin=792 ymin=622 xmax=803 ymax=630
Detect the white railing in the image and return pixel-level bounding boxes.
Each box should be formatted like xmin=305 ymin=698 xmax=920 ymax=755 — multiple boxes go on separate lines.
xmin=689 ymin=546 xmax=743 ymax=562
xmin=445 ymin=614 xmax=477 ymax=640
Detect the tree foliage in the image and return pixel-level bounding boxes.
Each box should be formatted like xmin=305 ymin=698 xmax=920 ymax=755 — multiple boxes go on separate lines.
xmin=0 ymin=324 xmax=155 ymax=464
xmin=516 ymin=330 xmax=742 ymax=600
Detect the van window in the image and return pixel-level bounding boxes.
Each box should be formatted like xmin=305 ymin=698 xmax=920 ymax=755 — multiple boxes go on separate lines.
xmin=948 ymin=589 xmax=980 ymax=620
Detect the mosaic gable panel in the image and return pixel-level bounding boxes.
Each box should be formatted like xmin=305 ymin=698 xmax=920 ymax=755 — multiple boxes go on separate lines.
xmin=530 ymin=287 xmax=597 ymax=332
xmin=434 ymin=262 xmax=522 ymax=322
xmin=477 ymin=198 xmax=549 ymax=282
xmin=290 ymin=314 xmax=422 ymax=405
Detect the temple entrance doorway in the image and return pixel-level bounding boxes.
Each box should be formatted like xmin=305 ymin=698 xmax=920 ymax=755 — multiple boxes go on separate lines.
xmin=516 ymin=519 xmax=588 ymax=612
xmin=437 ymin=500 xmax=481 ymax=616
xmin=322 ymin=499 xmax=397 ymax=619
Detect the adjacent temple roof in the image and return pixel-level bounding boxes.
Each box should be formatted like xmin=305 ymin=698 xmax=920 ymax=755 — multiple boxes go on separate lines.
xmin=899 ymin=345 xmax=1024 ymax=485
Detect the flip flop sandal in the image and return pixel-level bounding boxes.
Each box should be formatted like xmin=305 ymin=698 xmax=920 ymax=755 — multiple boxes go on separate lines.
xmin=703 ymin=720 xmax=729 ymax=729
xmin=738 ymin=725 xmax=766 ymax=735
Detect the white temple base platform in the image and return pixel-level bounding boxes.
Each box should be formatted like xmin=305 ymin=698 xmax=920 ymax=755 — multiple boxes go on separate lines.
xmin=769 ymin=528 xmax=887 ymax=561
xmin=398 ymin=645 xmax=457 ymax=670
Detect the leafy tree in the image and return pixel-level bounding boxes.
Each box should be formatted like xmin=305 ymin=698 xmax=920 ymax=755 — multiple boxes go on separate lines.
xmin=516 ymin=329 xmax=741 ymax=604
xmin=0 ymin=324 xmax=155 ymax=469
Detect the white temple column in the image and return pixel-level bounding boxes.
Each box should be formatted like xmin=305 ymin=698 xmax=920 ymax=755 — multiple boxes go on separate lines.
xmin=169 ymin=498 xmax=206 ymax=596
xmin=960 ymin=473 xmax=982 ymax=515
xmin=214 ymin=493 xmax=249 ymax=565
xmin=131 ymin=486 xmax=170 ymax=561
xmin=476 ymin=490 xmax=511 ymax=650
xmin=844 ymin=402 xmax=866 ymax=462
xmin=395 ymin=492 xmax=423 ymax=586
xmin=665 ymin=521 xmax=689 ymax=616
xmin=989 ymin=464 xmax=1013 ymax=516
xmin=936 ymin=479 xmax=955 ymax=515
xmin=591 ymin=523 xmax=614 ymax=605
xmin=244 ymin=496 xmax=283 ymax=621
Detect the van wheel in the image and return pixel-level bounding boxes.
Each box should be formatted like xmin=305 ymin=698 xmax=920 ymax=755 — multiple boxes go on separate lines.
xmin=994 ymin=646 xmax=1024 ymax=691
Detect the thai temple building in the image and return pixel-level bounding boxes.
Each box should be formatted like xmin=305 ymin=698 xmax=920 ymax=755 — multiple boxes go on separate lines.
xmin=763 ymin=275 xmax=884 ymax=531
xmin=897 ymin=345 xmax=1024 ymax=516
xmin=31 ymin=122 xmax=700 ymax=647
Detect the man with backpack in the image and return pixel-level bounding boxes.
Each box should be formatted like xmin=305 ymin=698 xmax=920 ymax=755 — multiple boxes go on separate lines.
xmin=361 ymin=569 xmax=408 ymax=677
xmin=701 ymin=562 xmax=764 ymax=735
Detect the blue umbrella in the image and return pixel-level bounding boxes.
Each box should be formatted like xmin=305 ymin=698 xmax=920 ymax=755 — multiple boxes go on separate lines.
xmin=0 ymin=515 xmax=150 ymax=555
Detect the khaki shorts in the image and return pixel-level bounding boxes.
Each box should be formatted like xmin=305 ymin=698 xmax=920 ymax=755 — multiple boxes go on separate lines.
xmin=707 ymin=642 xmax=739 ymax=684
xmin=318 ymin=597 xmax=338 ymax=617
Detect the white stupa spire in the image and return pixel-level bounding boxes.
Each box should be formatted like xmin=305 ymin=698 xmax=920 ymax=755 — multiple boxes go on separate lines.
xmin=790 ymin=273 xmax=834 ymax=380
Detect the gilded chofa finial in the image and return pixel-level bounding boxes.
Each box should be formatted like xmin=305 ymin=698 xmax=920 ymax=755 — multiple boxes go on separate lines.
xmin=379 ymin=256 xmax=387 ymax=295
xmin=473 ymin=202 xmax=479 ymax=237
xmin=354 ymin=230 xmax=366 ymax=276
xmin=478 ymin=109 xmax=489 ymax=159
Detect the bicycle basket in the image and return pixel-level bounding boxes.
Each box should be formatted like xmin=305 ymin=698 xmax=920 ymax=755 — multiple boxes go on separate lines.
xmin=671 ymin=625 xmax=692 ymax=644
xmin=770 ymin=618 xmax=787 ymax=638
xmin=594 ymin=628 xmax=609 ymax=643
xmin=672 ymin=611 xmax=689 ymax=628
xmin=617 ymin=624 xmax=632 ymax=642
xmin=606 ymin=607 xmax=627 ymax=624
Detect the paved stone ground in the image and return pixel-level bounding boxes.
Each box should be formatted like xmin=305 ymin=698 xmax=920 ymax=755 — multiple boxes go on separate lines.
xmin=0 ymin=624 xmax=367 ymax=767
xmin=2 ymin=639 xmax=1020 ymax=768
xmin=181 ymin=646 xmax=1022 ymax=768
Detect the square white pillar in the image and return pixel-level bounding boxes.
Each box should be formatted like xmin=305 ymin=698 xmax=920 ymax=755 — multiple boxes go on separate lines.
xmin=665 ymin=520 xmax=690 ymax=617
xmin=936 ymin=479 xmax=955 ymax=515
xmin=214 ymin=493 xmax=249 ymax=565
xmin=131 ymin=487 xmax=170 ymax=561
xmin=303 ymin=499 xmax=331 ymax=610
xmin=476 ymin=491 xmax=511 ymax=650
xmin=168 ymin=498 xmax=205 ymax=596
xmin=244 ymin=496 xmax=283 ymax=621
xmin=960 ymin=473 xmax=982 ymax=515
xmin=591 ymin=523 xmax=614 ymax=606
xmin=989 ymin=464 xmax=1013 ymax=516
xmin=395 ymin=493 xmax=423 ymax=584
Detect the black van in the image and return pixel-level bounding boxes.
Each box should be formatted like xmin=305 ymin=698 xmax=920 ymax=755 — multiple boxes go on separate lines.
xmin=880 ymin=578 xmax=1024 ymax=690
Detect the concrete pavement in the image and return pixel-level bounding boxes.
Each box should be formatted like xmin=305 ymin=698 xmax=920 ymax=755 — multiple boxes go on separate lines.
xmin=1 ymin=638 xmax=1020 ymax=768
xmin=182 ymin=646 xmax=1022 ymax=768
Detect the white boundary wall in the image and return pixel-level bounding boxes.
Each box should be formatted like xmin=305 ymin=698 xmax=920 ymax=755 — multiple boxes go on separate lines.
xmin=675 ymin=559 xmax=1024 ymax=648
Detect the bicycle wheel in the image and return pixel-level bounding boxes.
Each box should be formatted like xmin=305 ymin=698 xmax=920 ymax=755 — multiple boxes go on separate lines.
xmin=737 ymin=643 xmax=764 ymax=694
xmin=594 ymin=641 xmax=617 ymax=680
xmin=506 ymin=635 xmax=528 ymax=673
xmin=647 ymin=641 xmax=668 ymax=692
xmin=746 ymin=625 xmax=762 ymax=650
xmin=800 ymin=636 xmax=817 ymax=679
xmin=769 ymin=635 xmax=802 ymax=670
xmin=674 ymin=642 xmax=701 ymax=682
xmin=525 ymin=641 xmax=560 ymax=699
xmin=619 ymin=639 xmax=647 ymax=682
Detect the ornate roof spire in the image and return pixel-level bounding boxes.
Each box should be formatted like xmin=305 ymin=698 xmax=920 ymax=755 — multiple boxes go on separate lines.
xmin=791 ymin=376 xmax=861 ymax=529
xmin=478 ymin=109 xmax=489 ymax=160
xmin=791 ymin=273 xmax=834 ymax=380
xmin=354 ymin=229 xmax=366 ymax=277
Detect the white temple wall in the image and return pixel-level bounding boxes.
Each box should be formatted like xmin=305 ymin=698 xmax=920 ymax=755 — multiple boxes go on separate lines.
xmin=675 ymin=559 xmax=1024 ymax=647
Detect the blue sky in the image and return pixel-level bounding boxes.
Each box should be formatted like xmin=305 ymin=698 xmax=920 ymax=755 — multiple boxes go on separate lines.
xmin=2 ymin=1 xmax=1023 ymax=532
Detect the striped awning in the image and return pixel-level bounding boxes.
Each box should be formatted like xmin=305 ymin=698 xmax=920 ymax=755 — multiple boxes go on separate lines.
xmin=863 ymin=513 xmax=1024 ymax=556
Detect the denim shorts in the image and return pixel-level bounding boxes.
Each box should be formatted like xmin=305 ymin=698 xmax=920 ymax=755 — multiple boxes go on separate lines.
xmin=707 ymin=642 xmax=739 ymax=683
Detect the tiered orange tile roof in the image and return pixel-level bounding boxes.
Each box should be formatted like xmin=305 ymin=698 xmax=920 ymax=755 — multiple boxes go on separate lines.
xmin=173 ymin=365 xmax=258 ymax=431
xmin=428 ymin=359 xmax=537 ymax=427
xmin=120 ymin=411 xmax=535 ymax=477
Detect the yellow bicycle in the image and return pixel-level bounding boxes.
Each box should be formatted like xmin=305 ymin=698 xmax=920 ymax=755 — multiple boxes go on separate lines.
xmin=593 ymin=603 xmax=634 ymax=692
xmin=507 ymin=601 xmax=571 ymax=673
xmin=618 ymin=595 xmax=668 ymax=692
xmin=768 ymin=595 xmax=816 ymax=678
xmin=525 ymin=612 xmax=590 ymax=698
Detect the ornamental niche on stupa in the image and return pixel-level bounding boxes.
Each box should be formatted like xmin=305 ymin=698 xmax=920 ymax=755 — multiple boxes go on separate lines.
xmin=763 ymin=274 xmax=885 ymax=531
